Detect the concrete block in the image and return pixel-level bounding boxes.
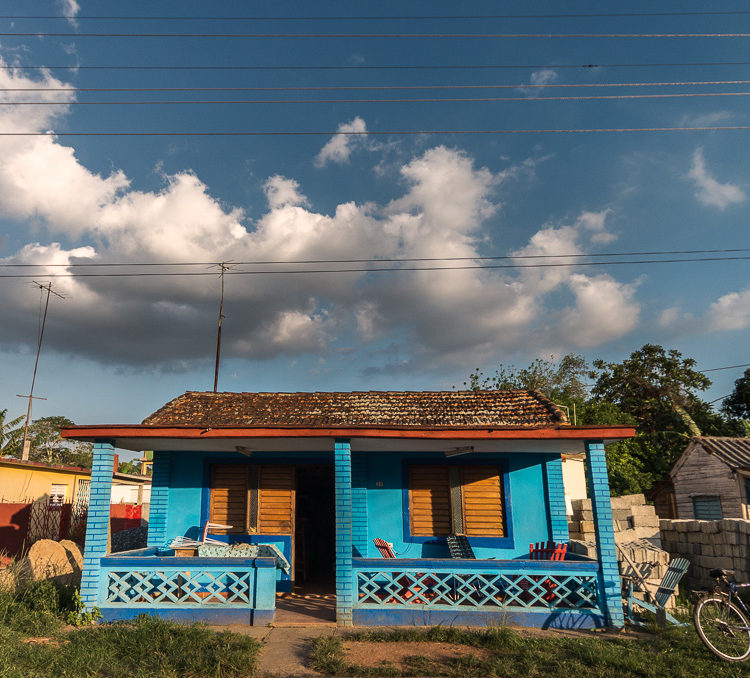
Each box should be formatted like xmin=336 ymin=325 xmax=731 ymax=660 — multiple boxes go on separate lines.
xmin=611 ymin=494 xmax=645 ymax=509
xmin=579 ymin=521 xmax=595 ymax=533
xmin=612 ymin=508 xmax=631 ymax=521
xmin=673 ymin=520 xmax=693 ymax=532
xmin=578 ymin=510 xmax=594 ymax=521
xmin=571 ymin=498 xmax=592 ymax=512
xmin=631 ymin=504 xmax=657 ymax=517
xmin=701 ymin=544 xmax=714 ymax=557
xmin=632 ymin=514 xmax=660 ymax=528
xmin=700 ymin=521 xmax=720 ymax=534
xmin=659 ymin=519 xmax=674 ymax=531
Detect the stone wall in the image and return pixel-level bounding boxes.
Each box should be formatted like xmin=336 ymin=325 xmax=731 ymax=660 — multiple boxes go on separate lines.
xmin=659 ymin=518 xmax=750 ymax=589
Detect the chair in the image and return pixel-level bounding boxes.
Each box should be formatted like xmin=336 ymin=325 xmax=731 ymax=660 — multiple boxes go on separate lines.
xmin=529 ymin=540 xmax=568 ymax=560
xmin=373 ymin=538 xmax=397 ymax=558
xmin=528 ymin=541 xmax=568 ymax=603
xmin=620 ymin=547 xmax=690 ymax=627
xmin=447 ymin=534 xmax=476 ymax=559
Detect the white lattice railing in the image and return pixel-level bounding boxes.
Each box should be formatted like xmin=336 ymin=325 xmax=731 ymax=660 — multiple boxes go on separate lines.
xmin=98 ymin=550 xmax=276 ymax=609
xmin=352 ymin=558 xmax=600 ymax=610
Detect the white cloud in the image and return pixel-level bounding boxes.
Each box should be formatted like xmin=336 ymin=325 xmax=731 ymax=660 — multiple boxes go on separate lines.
xmin=0 ymin=61 xmax=643 ymax=371
xmin=519 ymin=69 xmax=558 ymax=97
xmin=58 ymin=0 xmax=80 ymax=25
xmin=705 ymin=288 xmax=750 ymax=331
xmin=263 ymin=175 xmax=308 ymax=209
xmin=314 ymin=117 xmax=368 ymax=167
xmin=687 ymin=147 xmax=746 ymax=210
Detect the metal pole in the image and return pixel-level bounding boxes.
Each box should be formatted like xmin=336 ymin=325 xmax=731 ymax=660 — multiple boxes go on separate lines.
xmin=213 ymin=264 xmax=227 ymax=393
xmin=21 ymin=283 xmax=52 ymax=460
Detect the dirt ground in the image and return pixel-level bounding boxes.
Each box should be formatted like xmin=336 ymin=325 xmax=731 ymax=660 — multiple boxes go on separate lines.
xmin=343 ymin=640 xmax=493 ymax=669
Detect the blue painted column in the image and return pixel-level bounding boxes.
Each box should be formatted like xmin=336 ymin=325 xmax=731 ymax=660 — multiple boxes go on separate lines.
xmin=80 ymin=439 xmax=115 ymax=610
xmin=545 ymin=455 xmax=569 ymax=543
xmin=351 ymin=451 xmax=368 ymax=558
xmin=334 ymin=439 xmax=353 ymax=625
xmin=584 ymin=440 xmax=624 ymax=628
xmin=146 ymin=450 xmax=171 ymax=547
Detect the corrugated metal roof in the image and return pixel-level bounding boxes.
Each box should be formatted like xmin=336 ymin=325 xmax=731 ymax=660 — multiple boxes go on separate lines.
xmin=142 ymin=390 xmax=570 ymax=429
xmin=697 ymin=436 xmax=750 ymax=471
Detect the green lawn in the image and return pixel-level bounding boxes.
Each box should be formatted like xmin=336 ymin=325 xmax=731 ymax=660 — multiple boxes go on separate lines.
xmin=310 ymin=625 xmax=750 ymax=678
xmin=0 ymin=581 xmax=262 ymax=678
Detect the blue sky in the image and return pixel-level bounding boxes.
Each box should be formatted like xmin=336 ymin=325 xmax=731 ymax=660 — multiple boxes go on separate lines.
xmin=1 ymin=1 xmax=750 ymax=430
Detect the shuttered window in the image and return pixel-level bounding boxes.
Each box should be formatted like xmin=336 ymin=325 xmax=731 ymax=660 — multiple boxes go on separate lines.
xmin=209 ymin=464 xmax=294 ymax=535
xmin=408 ymin=464 xmax=505 ymax=538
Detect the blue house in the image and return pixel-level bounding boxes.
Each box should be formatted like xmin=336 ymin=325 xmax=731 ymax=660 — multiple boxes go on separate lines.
xmin=62 ymin=390 xmax=634 ymax=629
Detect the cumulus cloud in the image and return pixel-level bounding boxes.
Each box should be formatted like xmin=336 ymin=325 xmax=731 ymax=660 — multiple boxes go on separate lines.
xmin=705 ymin=288 xmax=750 ymax=331
xmin=314 ymin=117 xmax=368 ymax=167
xmin=0 ymin=62 xmax=644 ymax=372
xmin=687 ymin=147 xmax=746 ymax=210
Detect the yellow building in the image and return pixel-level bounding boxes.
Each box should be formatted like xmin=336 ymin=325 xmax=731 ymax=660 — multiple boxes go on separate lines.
xmin=0 ymin=458 xmax=91 ymax=506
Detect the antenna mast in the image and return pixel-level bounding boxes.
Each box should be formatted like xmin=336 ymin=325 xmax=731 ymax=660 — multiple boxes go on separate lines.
xmin=18 ymin=281 xmax=64 ymax=460
xmin=213 ymin=263 xmax=229 ymax=393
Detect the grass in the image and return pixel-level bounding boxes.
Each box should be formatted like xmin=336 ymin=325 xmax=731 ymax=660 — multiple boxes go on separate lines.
xmin=0 ymin=576 xmax=262 ymax=677
xmin=309 ymin=624 xmax=750 ymax=677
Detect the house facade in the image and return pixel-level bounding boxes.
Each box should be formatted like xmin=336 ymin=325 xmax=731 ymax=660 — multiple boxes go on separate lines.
xmin=62 ymin=390 xmax=633 ymax=629
xmin=670 ymin=437 xmax=750 ymax=520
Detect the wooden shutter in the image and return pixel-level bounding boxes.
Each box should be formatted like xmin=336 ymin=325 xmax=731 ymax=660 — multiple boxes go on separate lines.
xmin=408 ymin=465 xmax=451 ymax=536
xmin=259 ymin=465 xmax=295 ymax=534
xmin=461 ymin=466 xmax=505 ymax=537
xmin=209 ymin=465 xmax=247 ymax=534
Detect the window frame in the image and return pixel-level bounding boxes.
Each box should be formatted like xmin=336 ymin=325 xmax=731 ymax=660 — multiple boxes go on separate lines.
xmin=401 ymin=458 xmax=514 ymax=549
xmin=692 ymin=494 xmax=724 ymax=521
xmin=49 ymin=483 xmax=67 ymax=507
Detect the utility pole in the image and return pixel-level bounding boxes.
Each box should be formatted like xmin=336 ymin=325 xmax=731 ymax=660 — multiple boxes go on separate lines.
xmin=17 ymin=281 xmax=64 ymax=460
xmin=213 ymin=263 xmax=229 ymax=393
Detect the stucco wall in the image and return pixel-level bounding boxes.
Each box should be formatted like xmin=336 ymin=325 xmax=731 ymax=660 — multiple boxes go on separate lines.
xmin=672 ymin=444 xmax=742 ymax=519
xmin=0 ymin=463 xmax=88 ymax=504
xmin=159 ymin=449 xmax=559 ymax=572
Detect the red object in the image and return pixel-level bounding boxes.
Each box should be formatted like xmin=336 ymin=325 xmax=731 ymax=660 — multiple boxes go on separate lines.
xmin=113 ymin=454 xmax=119 ymax=473
xmin=373 ymin=538 xmax=396 ymax=558
xmin=529 ymin=540 xmax=568 ymax=560
xmin=110 ymin=503 xmax=142 ymax=533
xmin=62 ymin=424 xmax=636 ymax=442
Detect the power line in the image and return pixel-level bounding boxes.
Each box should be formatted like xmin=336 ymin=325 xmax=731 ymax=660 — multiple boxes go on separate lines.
xmin=2 ymin=255 xmax=750 ymax=279
xmin=6 ymin=80 xmax=750 ymax=93
xmin=701 ymin=363 xmax=750 ymax=373
xmin=8 ymin=91 xmax=750 ymax=105
xmin=3 ymin=126 xmax=750 ymax=137
xmin=4 ymin=61 xmax=750 ymax=71
xmin=6 ymin=11 xmax=750 ymax=20
xmin=4 ymin=248 xmax=750 ymax=269
xmin=4 ymin=32 xmax=750 ymax=39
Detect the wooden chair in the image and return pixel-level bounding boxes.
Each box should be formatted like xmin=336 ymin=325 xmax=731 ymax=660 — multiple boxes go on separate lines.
xmin=529 ymin=540 xmax=568 ymax=560
xmin=619 ymin=547 xmax=689 ymax=627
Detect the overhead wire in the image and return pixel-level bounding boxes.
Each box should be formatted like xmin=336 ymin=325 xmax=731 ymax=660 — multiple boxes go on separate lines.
xmin=3 ymin=247 xmax=750 ymax=268
xmin=2 ymin=255 xmax=750 ymax=278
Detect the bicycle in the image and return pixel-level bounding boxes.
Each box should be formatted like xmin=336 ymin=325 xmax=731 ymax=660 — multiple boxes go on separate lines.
xmin=693 ymin=568 xmax=750 ymax=662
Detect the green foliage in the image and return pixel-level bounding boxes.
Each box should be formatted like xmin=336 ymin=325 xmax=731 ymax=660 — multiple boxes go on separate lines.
xmin=63 ymin=590 xmax=102 ymax=627
xmin=311 ymin=626 xmax=750 ymax=677
xmin=0 ymin=615 xmax=262 ymax=678
xmin=0 ymin=409 xmax=24 ymax=456
xmin=722 ymin=368 xmax=750 ymax=422
xmin=0 ymin=580 xmax=67 ymax=636
xmin=465 ymin=353 xmax=589 ymax=403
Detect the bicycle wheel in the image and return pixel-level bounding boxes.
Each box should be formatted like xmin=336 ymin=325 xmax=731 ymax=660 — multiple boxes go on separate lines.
xmin=694 ymin=595 xmax=750 ymax=662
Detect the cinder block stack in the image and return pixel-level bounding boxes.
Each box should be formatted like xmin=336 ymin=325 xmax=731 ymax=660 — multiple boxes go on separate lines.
xmin=659 ymin=518 xmax=750 ymax=589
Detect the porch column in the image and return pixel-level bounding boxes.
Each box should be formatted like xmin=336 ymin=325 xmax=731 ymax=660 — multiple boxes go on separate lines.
xmin=334 ymin=439 xmax=353 ymax=626
xmin=80 ymin=439 xmax=115 ymax=611
xmin=544 ymin=455 xmax=569 ymax=543
xmin=146 ymin=451 xmax=170 ymax=547
xmin=584 ymin=440 xmax=624 ymax=628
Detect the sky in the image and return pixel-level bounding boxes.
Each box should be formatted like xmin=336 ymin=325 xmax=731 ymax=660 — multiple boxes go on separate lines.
xmin=1 ymin=1 xmax=750 ymax=430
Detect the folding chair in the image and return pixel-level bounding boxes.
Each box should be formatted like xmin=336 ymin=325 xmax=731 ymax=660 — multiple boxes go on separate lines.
xmin=620 ymin=547 xmax=689 ymax=627
xmin=447 ymin=534 xmax=476 ymax=559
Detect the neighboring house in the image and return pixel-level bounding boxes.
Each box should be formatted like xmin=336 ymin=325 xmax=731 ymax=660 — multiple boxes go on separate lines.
xmin=62 ymin=390 xmax=634 ymax=629
xmin=669 ymin=437 xmax=750 ymax=520
xmin=0 ymin=457 xmax=151 ymax=507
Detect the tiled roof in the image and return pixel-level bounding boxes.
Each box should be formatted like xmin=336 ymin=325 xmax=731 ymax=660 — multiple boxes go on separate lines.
xmin=697 ymin=436 xmax=750 ymax=471
xmin=142 ymin=390 xmax=570 ymax=429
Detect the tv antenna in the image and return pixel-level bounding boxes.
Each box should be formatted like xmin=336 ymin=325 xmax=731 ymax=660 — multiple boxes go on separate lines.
xmin=16 ymin=281 xmax=65 ymax=460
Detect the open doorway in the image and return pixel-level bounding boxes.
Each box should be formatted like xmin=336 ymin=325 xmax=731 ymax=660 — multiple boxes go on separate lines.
xmin=294 ymin=464 xmax=335 ymax=591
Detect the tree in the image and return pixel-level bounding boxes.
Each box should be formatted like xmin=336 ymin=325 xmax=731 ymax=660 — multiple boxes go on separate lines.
xmin=464 ymin=353 xmax=589 ymax=403
xmin=0 ymin=408 xmax=24 ymax=455
xmin=722 ymin=368 xmax=750 ymax=423
xmin=23 ymin=416 xmax=93 ymax=468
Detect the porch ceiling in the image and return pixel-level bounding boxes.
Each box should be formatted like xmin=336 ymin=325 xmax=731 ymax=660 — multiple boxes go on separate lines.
xmin=61 ymin=425 xmax=633 ymax=454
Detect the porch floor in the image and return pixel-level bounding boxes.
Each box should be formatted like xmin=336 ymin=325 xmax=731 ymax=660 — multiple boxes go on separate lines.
xmin=275 ymin=588 xmax=336 ymax=625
